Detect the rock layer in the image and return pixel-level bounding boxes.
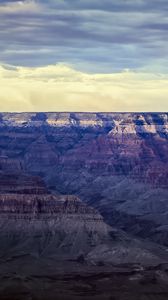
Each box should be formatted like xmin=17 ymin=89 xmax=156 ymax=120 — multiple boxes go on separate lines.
xmin=0 ymin=112 xmax=168 ymax=247
xmin=0 ymin=161 xmax=167 ymax=266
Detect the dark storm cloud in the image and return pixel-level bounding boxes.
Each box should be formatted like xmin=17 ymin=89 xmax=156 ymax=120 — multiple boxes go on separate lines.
xmin=0 ymin=0 xmax=168 ymax=72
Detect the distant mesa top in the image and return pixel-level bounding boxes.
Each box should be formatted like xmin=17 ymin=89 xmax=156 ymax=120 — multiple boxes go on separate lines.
xmin=0 ymin=113 xmax=167 ymax=134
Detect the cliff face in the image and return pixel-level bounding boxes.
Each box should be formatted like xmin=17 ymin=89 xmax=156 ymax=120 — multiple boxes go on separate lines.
xmin=0 ymin=112 xmax=167 ymax=184
xmin=0 ymin=167 xmax=109 ymax=261
xmin=0 ymin=156 xmax=168 ymax=267
xmin=0 ymin=112 xmax=167 ymax=132
xmin=0 ymin=112 xmax=168 ymax=247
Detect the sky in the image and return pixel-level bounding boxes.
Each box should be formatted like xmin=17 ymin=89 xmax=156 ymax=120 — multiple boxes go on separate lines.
xmin=0 ymin=0 xmax=168 ymax=112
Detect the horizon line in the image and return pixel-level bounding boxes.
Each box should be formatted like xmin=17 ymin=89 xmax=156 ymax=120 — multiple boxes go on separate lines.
xmin=0 ymin=111 xmax=167 ymax=114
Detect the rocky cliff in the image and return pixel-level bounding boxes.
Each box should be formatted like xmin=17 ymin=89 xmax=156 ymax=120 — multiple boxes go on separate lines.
xmin=0 ymin=112 xmax=168 ymax=248
xmin=0 ymin=157 xmax=168 ymax=267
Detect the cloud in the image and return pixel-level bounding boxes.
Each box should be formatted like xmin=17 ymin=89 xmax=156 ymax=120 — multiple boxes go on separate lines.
xmin=0 ymin=0 xmax=39 ymax=13
xmin=0 ymin=0 xmax=167 ymax=73
xmin=45 ymin=0 xmax=168 ymax=12
xmin=0 ymin=63 xmax=167 ymax=112
xmin=0 ymin=1 xmax=167 ymax=113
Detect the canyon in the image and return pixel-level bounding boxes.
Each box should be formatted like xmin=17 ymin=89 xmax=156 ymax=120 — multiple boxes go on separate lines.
xmin=0 ymin=112 xmax=168 ymax=299
xmin=0 ymin=112 xmax=168 ymax=244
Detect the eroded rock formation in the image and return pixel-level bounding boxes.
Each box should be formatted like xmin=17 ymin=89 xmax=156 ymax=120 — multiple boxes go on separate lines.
xmin=0 ymin=112 xmax=168 ymax=248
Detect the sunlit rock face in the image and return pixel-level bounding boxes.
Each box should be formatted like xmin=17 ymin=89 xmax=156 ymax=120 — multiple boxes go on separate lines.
xmin=0 ymin=112 xmax=167 ymax=133
xmin=0 ymin=112 xmax=168 ymax=247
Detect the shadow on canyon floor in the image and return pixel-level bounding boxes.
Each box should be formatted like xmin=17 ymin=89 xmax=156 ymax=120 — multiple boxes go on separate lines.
xmin=1 ymin=258 xmax=168 ymax=300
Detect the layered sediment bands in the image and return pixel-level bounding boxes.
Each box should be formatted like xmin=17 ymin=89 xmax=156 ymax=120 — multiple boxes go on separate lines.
xmin=0 ymin=193 xmax=108 ymax=249
xmin=1 ymin=113 xmax=168 ymax=299
xmin=24 ymin=135 xmax=59 ymax=172
xmin=0 ymin=173 xmax=49 ymax=194
xmin=0 ymin=156 xmax=23 ymax=172
xmin=0 ymin=112 xmax=167 ymax=185
xmin=0 ymin=164 xmax=168 ymax=266
xmin=0 ymin=193 xmax=99 ymax=216
xmin=0 ymin=112 xmax=168 ymax=247
xmin=0 ymin=196 xmax=106 ymax=260
xmin=0 ymin=198 xmax=167 ymax=266
xmin=0 ymin=166 xmax=112 ymax=260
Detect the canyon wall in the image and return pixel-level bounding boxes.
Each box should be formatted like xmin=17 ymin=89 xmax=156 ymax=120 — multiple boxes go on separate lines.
xmin=0 ymin=112 xmax=168 ymax=246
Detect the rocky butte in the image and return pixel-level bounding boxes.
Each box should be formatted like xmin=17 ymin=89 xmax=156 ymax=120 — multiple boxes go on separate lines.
xmin=0 ymin=153 xmax=166 ymax=265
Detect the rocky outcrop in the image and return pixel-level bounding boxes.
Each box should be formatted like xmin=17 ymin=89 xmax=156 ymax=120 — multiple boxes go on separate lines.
xmin=0 ymin=158 xmax=167 ymax=266
xmin=0 ymin=195 xmax=167 ymax=266
xmin=0 ymin=166 xmax=108 ymax=260
xmin=0 ymin=173 xmax=48 ymax=194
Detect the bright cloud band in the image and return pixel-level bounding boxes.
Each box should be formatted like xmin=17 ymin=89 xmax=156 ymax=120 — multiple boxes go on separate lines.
xmin=0 ymin=64 xmax=168 ymax=112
